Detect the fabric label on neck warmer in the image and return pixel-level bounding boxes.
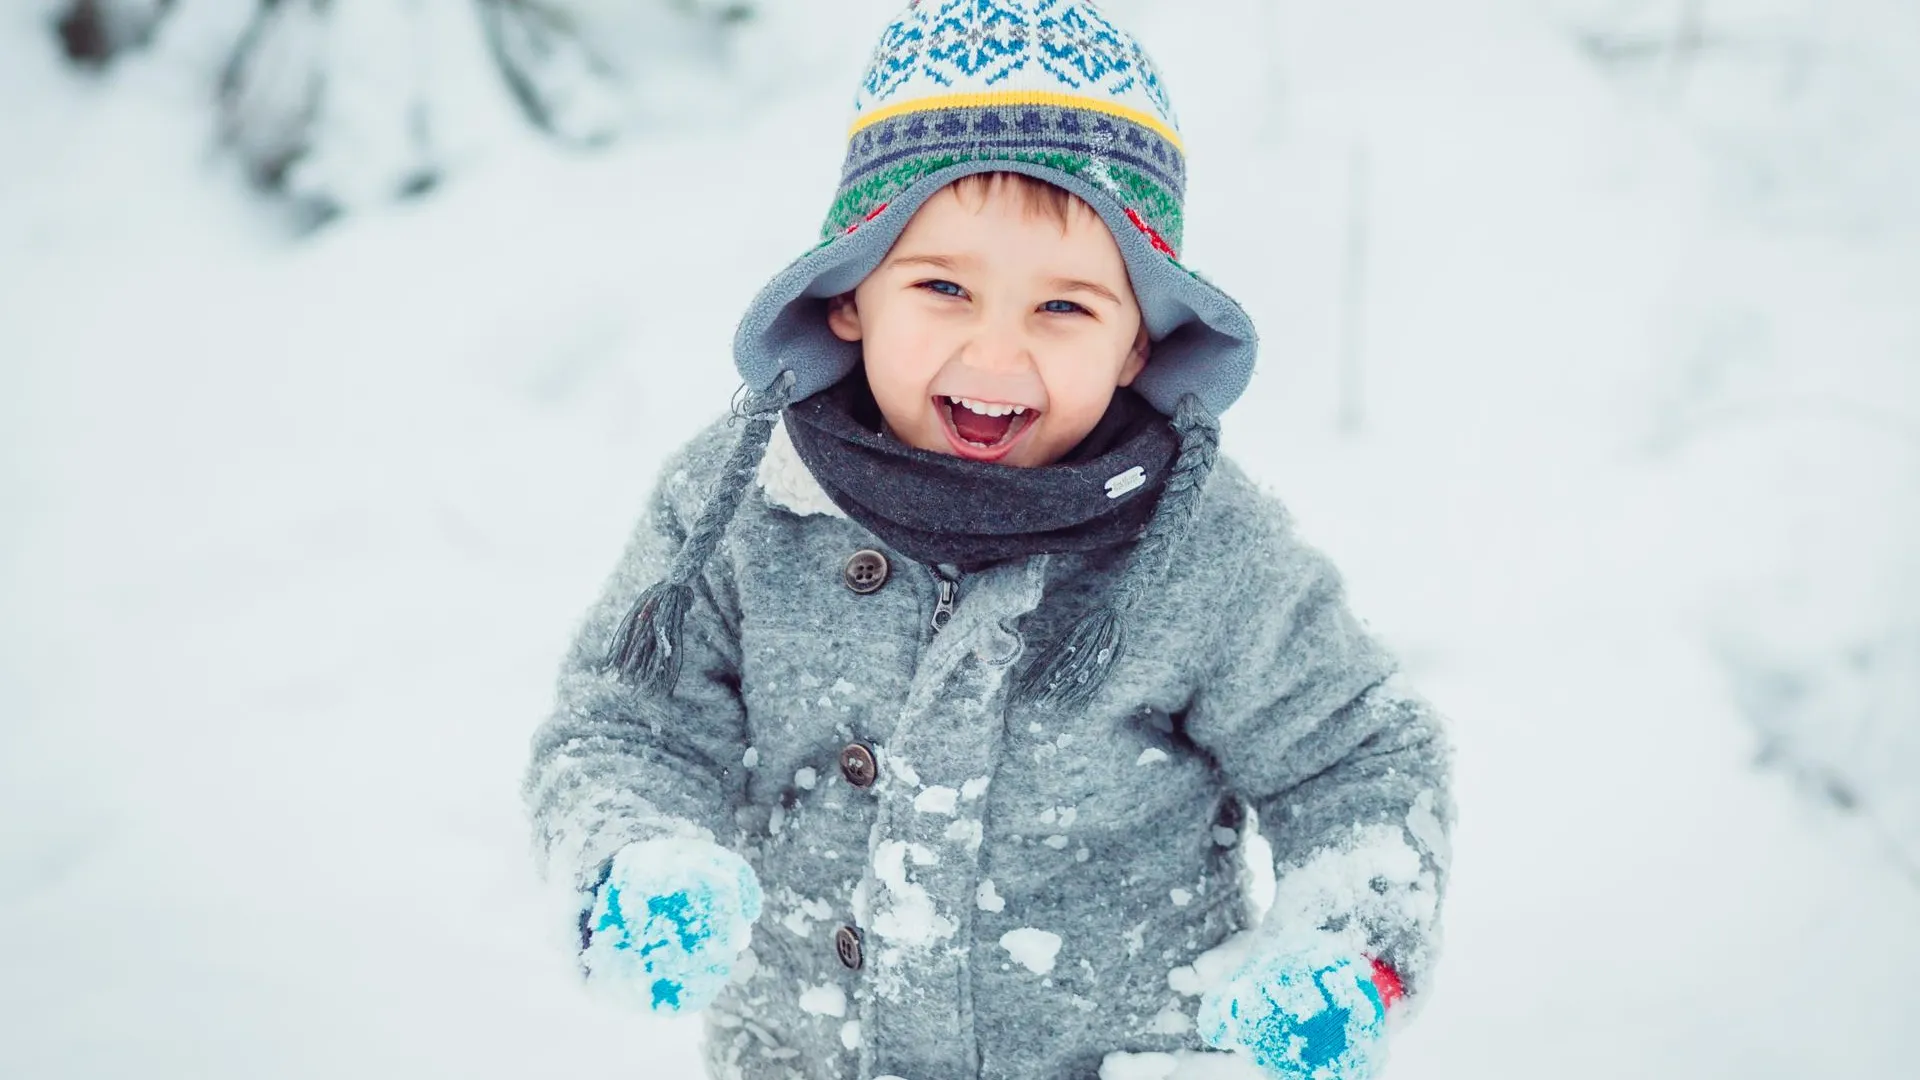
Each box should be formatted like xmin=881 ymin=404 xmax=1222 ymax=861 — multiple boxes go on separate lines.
xmin=1105 ymin=466 xmax=1147 ymax=499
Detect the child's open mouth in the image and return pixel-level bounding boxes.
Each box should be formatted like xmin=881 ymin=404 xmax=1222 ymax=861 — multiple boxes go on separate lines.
xmin=936 ymin=395 xmax=1041 ymax=463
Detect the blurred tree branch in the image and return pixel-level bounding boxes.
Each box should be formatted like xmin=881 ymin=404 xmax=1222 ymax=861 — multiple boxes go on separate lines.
xmin=476 ymin=0 xmax=624 ymax=146
xmin=217 ymin=0 xmax=330 ymax=195
xmin=56 ymin=0 xmax=759 ymax=224
xmin=476 ymin=0 xmax=756 ymax=145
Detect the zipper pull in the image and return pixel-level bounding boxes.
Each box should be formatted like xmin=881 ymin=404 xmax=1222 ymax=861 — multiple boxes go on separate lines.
xmin=930 ymin=567 xmax=958 ymax=634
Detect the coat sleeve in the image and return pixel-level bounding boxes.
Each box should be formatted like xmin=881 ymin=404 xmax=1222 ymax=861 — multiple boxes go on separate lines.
xmin=1182 ymin=496 xmax=1456 ymax=1010
xmin=521 ymin=430 xmax=752 ymax=942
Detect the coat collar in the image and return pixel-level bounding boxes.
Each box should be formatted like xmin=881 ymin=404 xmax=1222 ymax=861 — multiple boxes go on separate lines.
xmin=756 ymin=416 xmax=846 ymax=519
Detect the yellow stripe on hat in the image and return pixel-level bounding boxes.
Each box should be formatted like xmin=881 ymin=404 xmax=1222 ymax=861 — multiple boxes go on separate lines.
xmin=849 ymin=90 xmax=1184 ymax=154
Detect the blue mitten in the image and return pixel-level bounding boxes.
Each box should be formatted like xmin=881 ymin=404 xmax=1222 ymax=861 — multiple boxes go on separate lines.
xmin=1197 ymin=932 xmax=1392 ymax=1080
xmin=582 ymin=836 xmax=763 ymax=1014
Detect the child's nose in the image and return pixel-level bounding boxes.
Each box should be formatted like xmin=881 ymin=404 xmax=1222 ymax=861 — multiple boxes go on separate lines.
xmin=959 ymin=321 xmax=1036 ymax=374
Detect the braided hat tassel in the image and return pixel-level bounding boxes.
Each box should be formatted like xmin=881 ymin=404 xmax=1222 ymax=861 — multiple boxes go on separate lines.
xmin=603 ymin=371 xmax=797 ymax=693
xmin=1017 ymin=395 xmax=1221 ymax=709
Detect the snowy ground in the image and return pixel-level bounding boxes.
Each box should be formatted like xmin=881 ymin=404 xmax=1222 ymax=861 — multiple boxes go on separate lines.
xmin=3 ymin=1 xmax=1917 ymax=1078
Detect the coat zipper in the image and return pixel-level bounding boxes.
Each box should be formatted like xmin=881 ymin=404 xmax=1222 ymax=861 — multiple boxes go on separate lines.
xmin=929 ymin=564 xmax=959 ymax=634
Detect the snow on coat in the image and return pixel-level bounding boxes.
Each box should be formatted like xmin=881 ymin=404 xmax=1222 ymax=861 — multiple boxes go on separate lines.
xmin=524 ymin=416 xmax=1456 ymax=1080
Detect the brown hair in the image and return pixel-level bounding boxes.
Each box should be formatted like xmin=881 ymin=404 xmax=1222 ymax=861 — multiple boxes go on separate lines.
xmin=945 ymin=171 xmax=1089 ymax=231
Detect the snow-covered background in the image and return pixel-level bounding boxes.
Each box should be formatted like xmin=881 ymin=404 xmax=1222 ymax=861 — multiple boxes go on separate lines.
xmin=3 ymin=0 xmax=1917 ymax=1077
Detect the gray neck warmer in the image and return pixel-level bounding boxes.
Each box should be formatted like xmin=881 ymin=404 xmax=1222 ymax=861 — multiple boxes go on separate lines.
xmin=781 ymin=375 xmax=1179 ymax=570
xmin=603 ymin=370 xmax=1220 ymax=711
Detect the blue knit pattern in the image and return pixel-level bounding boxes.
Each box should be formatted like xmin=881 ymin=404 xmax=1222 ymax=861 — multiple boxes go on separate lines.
xmin=824 ymin=1 xmax=1190 ymax=249
xmin=1198 ymin=934 xmax=1391 ymax=1080
xmin=856 ymin=0 xmax=1177 ymax=125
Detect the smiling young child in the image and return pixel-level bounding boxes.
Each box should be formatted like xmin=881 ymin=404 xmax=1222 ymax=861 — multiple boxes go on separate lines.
xmin=523 ymin=5 xmax=1454 ymax=1080
xmin=823 ymin=173 xmax=1151 ymax=469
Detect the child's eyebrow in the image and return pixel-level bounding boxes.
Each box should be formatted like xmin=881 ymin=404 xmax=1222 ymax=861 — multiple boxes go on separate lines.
xmin=1049 ymin=278 xmax=1124 ymax=306
xmin=887 ymin=253 xmax=970 ymax=273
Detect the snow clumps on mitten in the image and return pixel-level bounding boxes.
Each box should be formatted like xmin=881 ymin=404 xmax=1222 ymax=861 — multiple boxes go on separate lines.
xmin=582 ymin=836 xmax=763 ymax=1014
xmin=1197 ymin=930 xmax=1389 ymax=1080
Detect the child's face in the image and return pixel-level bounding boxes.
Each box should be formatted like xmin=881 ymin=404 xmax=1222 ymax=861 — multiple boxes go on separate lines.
xmin=826 ymin=180 xmax=1149 ymax=468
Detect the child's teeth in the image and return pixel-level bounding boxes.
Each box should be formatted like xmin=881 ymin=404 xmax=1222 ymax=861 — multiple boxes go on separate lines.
xmin=948 ymin=396 xmax=1028 ymax=418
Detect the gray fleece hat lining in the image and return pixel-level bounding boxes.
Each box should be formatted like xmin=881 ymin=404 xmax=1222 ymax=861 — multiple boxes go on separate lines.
xmin=731 ymin=158 xmax=1257 ymax=418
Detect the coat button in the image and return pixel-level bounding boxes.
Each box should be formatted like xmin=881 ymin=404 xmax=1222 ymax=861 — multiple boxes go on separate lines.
xmin=843 ymin=549 xmax=890 ymax=595
xmin=840 ymin=742 xmax=878 ymax=789
xmin=834 ymin=925 xmax=865 ymax=971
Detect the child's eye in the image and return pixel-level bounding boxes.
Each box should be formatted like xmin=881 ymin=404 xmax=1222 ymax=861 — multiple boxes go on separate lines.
xmin=1042 ymin=299 xmax=1089 ymax=315
xmin=917 ymin=280 xmax=968 ymax=299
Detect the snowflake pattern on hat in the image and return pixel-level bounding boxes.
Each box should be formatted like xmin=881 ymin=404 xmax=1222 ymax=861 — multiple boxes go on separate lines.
xmin=827 ymin=0 xmax=1187 ymax=253
xmin=855 ymin=0 xmax=1177 ymax=132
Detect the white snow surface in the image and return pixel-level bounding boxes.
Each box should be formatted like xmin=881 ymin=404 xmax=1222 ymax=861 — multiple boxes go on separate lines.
xmin=999 ymin=928 xmax=1064 ymax=976
xmin=912 ymin=785 xmax=959 ymax=816
xmin=870 ymin=840 xmax=953 ymax=948
xmin=1261 ymin=824 xmax=1438 ymax=977
xmin=798 ymin=984 xmax=848 ymax=1019
xmin=3 ymin=1 xmax=1919 ymax=1078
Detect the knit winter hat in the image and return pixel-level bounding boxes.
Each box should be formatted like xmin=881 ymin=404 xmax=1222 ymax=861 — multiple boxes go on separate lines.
xmin=607 ymin=0 xmax=1255 ymax=708
xmin=735 ymin=0 xmax=1257 ymax=417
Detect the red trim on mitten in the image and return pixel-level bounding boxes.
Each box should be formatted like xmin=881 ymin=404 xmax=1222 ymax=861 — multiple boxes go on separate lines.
xmin=1367 ymin=955 xmax=1406 ymax=1011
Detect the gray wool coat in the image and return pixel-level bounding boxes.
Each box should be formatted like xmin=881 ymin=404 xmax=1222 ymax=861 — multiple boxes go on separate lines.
xmin=524 ymin=415 xmax=1455 ymax=1080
